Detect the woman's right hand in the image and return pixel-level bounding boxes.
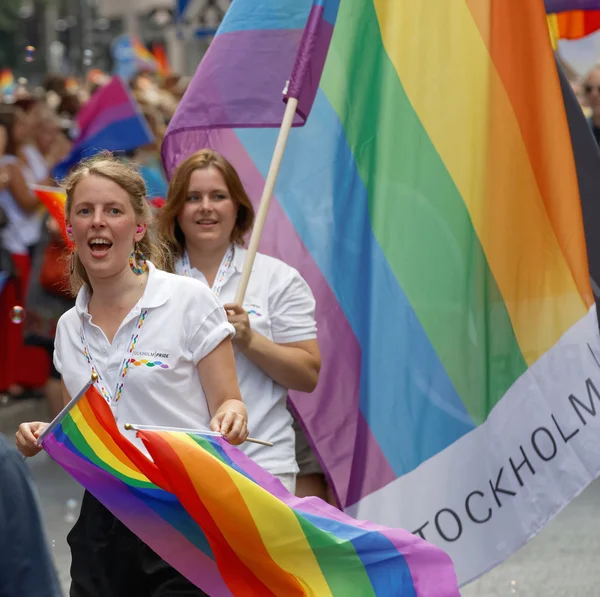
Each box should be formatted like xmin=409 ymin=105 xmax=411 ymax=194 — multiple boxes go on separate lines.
xmin=16 ymin=421 xmax=49 ymax=457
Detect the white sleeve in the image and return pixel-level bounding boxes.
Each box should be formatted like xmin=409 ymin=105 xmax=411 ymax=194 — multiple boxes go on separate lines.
xmin=52 ymin=318 xmax=64 ymax=375
xmin=270 ymin=269 xmax=317 ymax=344
xmin=187 ymin=288 xmax=235 ymax=364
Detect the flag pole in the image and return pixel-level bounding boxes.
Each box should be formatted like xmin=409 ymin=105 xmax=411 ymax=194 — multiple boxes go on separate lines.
xmin=124 ymin=423 xmax=274 ymax=447
xmin=234 ymin=97 xmax=299 ymax=304
xmin=37 ymin=371 xmax=98 ymax=446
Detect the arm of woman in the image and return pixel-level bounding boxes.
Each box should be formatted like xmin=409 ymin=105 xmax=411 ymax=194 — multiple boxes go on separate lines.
xmin=223 ymin=266 xmax=321 ymax=392
xmin=198 ymin=337 xmax=248 ymax=445
xmin=225 ymin=304 xmax=321 ymax=392
xmin=6 ymin=162 xmax=39 ymax=213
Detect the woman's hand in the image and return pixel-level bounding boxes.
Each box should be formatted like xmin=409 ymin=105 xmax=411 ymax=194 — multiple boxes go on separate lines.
xmin=210 ymin=400 xmax=248 ymax=446
xmin=15 ymin=421 xmax=49 ymax=457
xmin=223 ymin=304 xmax=253 ymax=350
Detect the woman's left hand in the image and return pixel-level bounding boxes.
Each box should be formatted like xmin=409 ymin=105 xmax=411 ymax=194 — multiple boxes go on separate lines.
xmin=210 ymin=401 xmax=248 ymax=445
xmin=224 ymin=303 xmax=253 ymax=350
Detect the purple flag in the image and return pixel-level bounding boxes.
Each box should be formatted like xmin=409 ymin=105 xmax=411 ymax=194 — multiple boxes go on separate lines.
xmin=546 ymin=0 xmax=600 ymax=12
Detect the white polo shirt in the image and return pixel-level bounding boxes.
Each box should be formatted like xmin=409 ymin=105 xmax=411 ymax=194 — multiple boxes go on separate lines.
xmin=53 ymin=262 xmax=234 ymax=450
xmin=175 ymin=247 xmax=317 ymax=476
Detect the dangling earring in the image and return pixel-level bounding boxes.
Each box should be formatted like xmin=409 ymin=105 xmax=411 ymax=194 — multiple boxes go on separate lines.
xmin=129 ymin=243 xmax=148 ymax=275
xmin=70 ymin=252 xmax=75 ymax=275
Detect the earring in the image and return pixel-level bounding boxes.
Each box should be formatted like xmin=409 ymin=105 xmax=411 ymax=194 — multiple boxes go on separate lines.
xmin=69 ymin=252 xmax=75 ymax=275
xmin=66 ymin=226 xmax=72 ymax=234
xmin=129 ymin=243 xmax=148 ymax=275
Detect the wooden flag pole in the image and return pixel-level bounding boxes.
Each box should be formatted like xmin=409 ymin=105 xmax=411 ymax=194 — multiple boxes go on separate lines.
xmin=124 ymin=423 xmax=274 ymax=447
xmin=37 ymin=371 xmax=98 ymax=446
xmin=234 ymin=97 xmax=299 ymax=304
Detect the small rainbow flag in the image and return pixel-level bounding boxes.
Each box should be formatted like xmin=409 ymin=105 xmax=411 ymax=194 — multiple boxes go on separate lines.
xmin=0 ymin=68 xmax=15 ymax=96
xmin=546 ymin=0 xmax=600 ymax=44
xmin=132 ymin=37 xmax=159 ymax=72
xmin=30 ymin=184 xmax=71 ymax=246
xmin=152 ymin=43 xmax=170 ymax=77
xmin=41 ymin=384 xmax=460 ymax=596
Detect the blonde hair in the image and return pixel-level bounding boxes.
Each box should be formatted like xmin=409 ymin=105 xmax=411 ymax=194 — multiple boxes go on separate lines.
xmin=157 ymin=149 xmax=255 ymax=273
xmin=63 ymin=152 xmax=165 ymax=294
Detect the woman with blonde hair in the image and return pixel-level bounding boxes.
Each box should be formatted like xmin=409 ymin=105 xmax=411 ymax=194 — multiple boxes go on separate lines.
xmin=158 ymin=149 xmax=324 ymax=496
xmin=16 ymin=153 xmax=247 ymax=596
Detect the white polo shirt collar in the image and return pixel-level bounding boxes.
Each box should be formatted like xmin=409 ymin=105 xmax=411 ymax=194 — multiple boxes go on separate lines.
xmin=74 ymin=261 xmax=169 ymax=319
xmin=231 ymin=245 xmax=255 ymax=275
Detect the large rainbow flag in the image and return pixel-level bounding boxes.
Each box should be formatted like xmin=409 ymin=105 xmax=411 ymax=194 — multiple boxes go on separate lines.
xmin=162 ymin=0 xmax=600 ymax=585
xmin=42 ymin=384 xmax=460 ymax=595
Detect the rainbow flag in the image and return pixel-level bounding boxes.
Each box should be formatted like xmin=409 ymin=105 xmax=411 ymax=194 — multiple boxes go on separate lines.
xmin=30 ymin=185 xmax=71 ymax=246
xmin=546 ymin=0 xmax=600 ymax=45
xmin=152 ymin=43 xmax=170 ymax=77
xmin=162 ymin=0 xmax=600 ymax=585
xmin=132 ymin=38 xmax=159 ymax=72
xmin=42 ymin=384 xmax=460 ymax=596
xmin=53 ymin=77 xmax=154 ymax=179
xmin=0 ymin=68 xmax=15 ymax=96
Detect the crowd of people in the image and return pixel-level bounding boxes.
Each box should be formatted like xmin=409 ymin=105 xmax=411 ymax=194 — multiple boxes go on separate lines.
xmin=0 ymin=70 xmax=334 ymax=594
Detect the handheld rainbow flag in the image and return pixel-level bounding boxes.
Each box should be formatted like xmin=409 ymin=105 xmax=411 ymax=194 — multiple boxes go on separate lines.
xmin=163 ymin=0 xmax=600 ymax=585
xmin=0 ymin=69 xmax=15 ymax=96
xmin=41 ymin=382 xmax=460 ymax=596
xmin=30 ymin=185 xmax=71 ymax=246
xmin=546 ymin=1 xmax=600 ymax=45
xmin=53 ymin=77 xmax=154 ymax=179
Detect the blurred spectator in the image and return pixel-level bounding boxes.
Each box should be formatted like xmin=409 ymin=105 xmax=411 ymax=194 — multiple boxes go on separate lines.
xmin=57 ymin=94 xmax=81 ymax=122
xmin=582 ymin=65 xmax=600 ymax=144
xmin=25 ymin=216 xmax=74 ymax=418
xmin=0 ymin=433 xmax=62 ymax=597
xmin=42 ymin=74 xmax=67 ymax=97
xmin=0 ymin=106 xmax=48 ymax=401
xmin=14 ymin=97 xmax=55 ymax=185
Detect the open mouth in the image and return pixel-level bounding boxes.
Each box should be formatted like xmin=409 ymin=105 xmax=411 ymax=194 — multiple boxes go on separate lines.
xmin=196 ymin=220 xmax=218 ymax=229
xmin=88 ymin=238 xmax=113 ymax=258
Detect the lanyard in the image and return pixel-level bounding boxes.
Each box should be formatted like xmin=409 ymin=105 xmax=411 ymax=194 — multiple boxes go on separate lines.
xmin=181 ymin=245 xmax=234 ymax=298
xmin=80 ymin=309 xmax=148 ymax=405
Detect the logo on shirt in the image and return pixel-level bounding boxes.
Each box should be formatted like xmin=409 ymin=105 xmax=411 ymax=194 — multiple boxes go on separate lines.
xmin=245 ymin=303 xmax=263 ymax=317
xmin=130 ymin=350 xmax=171 ymax=369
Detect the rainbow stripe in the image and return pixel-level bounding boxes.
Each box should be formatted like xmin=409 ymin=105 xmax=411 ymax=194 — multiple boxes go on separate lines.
xmin=30 ymin=185 xmax=71 ymax=246
xmin=0 ymin=69 xmax=15 ymax=95
xmin=53 ymin=77 xmax=154 ymax=179
xmin=42 ymin=385 xmax=460 ymax=596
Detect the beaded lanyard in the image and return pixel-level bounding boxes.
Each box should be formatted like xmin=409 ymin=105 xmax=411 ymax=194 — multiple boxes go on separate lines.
xmin=80 ymin=309 xmax=148 ymax=405
xmin=181 ymin=245 xmax=234 ymax=298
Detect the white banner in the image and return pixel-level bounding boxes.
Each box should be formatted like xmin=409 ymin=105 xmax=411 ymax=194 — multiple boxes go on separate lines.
xmin=348 ymin=306 xmax=600 ymax=585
